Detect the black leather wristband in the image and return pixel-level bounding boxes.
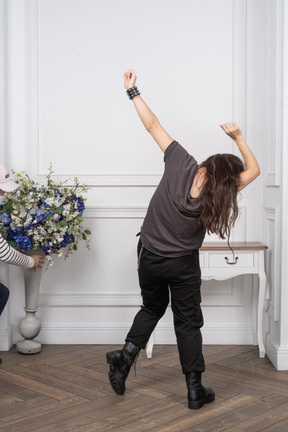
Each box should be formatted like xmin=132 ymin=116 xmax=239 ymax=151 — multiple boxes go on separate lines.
xmin=126 ymin=86 xmax=140 ymax=100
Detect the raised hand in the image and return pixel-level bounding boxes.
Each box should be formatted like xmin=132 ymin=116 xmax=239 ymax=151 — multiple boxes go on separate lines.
xmin=124 ymin=70 xmax=137 ymax=90
xmin=220 ymin=122 xmax=243 ymax=141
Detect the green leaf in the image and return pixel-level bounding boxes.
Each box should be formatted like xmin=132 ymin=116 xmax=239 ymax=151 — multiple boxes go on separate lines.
xmin=73 ymin=244 xmax=77 ymax=251
xmin=84 ymin=229 xmax=91 ymax=235
xmin=82 ymin=233 xmax=86 ymax=240
xmin=56 ymin=222 xmax=61 ymax=231
xmin=56 ymin=207 xmax=62 ymax=214
xmin=47 ymin=214 xmax=52 ymax=221
xmin=76 ymin=216 xmax=84 ymax=223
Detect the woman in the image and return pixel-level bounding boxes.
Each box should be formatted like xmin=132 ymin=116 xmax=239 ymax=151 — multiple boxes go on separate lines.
xmin=106 ymin=70 xmax=260 ymax=410
xmin=0 ymin=164 xmax=44 ymax=364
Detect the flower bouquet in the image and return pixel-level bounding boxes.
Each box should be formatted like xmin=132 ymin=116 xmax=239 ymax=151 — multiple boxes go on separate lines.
xmin=0 ymin=165 xmax=91 ymax=266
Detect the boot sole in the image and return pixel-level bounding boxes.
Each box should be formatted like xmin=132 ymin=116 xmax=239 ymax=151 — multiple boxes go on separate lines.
xmin=188 ymin=393 xmax=215 ymax=410
xmin=106 ymin=352 xmax=126 ymax=395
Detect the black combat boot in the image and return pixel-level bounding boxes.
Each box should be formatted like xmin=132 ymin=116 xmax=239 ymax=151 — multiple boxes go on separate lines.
xmin=185 ymin=371 xmax=215 ymax=410
xmin=106 ymin=341 xmax=140 ymax=395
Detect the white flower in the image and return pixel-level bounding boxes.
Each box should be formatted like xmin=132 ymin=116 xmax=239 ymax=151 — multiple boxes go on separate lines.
xmin=0 ymin=166 xmax=91 ymax=267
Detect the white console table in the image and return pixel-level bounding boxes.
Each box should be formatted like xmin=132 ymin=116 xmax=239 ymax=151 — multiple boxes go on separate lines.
xmin=146 ymin=242 xmax=268 ymax=359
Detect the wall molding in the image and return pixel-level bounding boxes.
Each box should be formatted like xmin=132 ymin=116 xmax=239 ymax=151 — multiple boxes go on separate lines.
xmin=0 ymin=0 xmax=12 ymax=351
xmin=37 ymin=204 xmax=248 ymax=308
xmin=13 ymin=322 xmax=254 ymax=346
xmin=232 ymin=0 xmax=247 ymax=134
xmin=280 ymin=0 xmax=288 ymax=350
xmin=0 ymin=0 xmax=7 ymax=162
xmin=264 ymin=0 xmax=283 ymax=186
xmin=38 ymin=284 xmax=245 ymax=308
xmin=84 ymin=206 xmax=147 ymax=219
xmin=264 ymin=207 xmax=281 ymax=322
xmin=202 ymin=278 xmax=244 ymax=307
xmin=24 ymin=0 xmax=248 ymax=187
xmin=38 ymin=293 xmax=143 ymax=307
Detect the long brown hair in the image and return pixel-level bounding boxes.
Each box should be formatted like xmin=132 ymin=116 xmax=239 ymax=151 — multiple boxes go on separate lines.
xmin=199 ymin=153 xmax=245 ymax=239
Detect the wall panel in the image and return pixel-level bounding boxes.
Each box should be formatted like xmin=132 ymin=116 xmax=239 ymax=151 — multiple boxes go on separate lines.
xmin=20 ymin=0 xmax=245 ymax=185
xmin=2 ymin=0 xmax=265 ymax=349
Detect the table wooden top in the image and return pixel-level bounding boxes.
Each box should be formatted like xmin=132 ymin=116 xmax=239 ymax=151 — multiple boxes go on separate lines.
xmin=200 ymin=242 xmax=268 ymax=251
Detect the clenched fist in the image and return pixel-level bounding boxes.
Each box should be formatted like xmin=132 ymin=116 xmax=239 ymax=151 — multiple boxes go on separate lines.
xmin=124 ymin=70 xmax=137 ymax=90
xmin=220 ymin=122 xmax=243 ymax=141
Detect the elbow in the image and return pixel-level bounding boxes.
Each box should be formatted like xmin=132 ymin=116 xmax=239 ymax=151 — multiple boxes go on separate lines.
xmin=146 ymin=119 xmax=160 ymax=134
xmin=247 ymin=163 xmax=261 ymax=180
xmin=255 ymin=165 xmax=261 ymax=179
xmin=250 ymin=167 xmax=260 ymax=184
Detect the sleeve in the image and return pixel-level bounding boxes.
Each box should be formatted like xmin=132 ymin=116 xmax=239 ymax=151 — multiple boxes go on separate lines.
xmin=164 ymin=141 xmax=197 ymax=172
xmin=0 ymin=233 xmax=34 ymax=268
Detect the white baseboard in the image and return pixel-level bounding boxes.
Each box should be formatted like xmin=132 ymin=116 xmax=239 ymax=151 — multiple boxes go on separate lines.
xmin=12 ymin=323 xmax=254 ymax=347
xmin=266 ymin=335 xmax=288 ymax=370
xmin=0 ymin=325 xmax=14 ymax=351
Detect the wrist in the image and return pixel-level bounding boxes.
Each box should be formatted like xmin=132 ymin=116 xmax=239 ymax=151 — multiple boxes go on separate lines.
xmin=234 ymin=135 xmax=245 ymax=145
xmin=126 ymin=86 xmax=140 ymax=100
xmin=27 ymin=256 xmax=34 ymax=269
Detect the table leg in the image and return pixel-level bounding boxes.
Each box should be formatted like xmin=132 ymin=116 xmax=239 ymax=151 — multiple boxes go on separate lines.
xmin=252 ymin=274 xmax=258 ymax=346
xmin=146 ymin=334 xmax=154 ymax=359
xmin=257 ymin=250 xmax=266 ymax=358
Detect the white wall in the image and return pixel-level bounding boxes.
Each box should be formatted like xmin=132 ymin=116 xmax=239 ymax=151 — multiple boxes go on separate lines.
xmin=261 ymin=0 xmax=288 ymax=370
xmin=1 ymin=0 xmax=278 ymax=360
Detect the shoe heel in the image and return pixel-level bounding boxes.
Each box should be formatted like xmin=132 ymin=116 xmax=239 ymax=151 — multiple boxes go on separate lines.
xmin=188 ymin=392 xmax=215 ymax=410
xmin=188 ymin=399 xmax=204 ymax=410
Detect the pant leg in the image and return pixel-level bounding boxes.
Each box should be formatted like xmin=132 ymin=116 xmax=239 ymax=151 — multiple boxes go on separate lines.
xmin=168 ymin=250 xmax=205 ymax=374
xmin=126 ymin=241 xmax=170 ymax=349
xmin=0 ymin=283 xmax=9 ymax=315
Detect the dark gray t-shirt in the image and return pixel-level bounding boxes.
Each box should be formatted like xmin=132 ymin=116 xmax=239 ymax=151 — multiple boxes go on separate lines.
xmin=140 ymin=140 xmax=206 ymax=257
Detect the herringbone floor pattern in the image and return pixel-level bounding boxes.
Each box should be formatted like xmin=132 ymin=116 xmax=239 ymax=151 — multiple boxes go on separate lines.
xmin=0 ymin=344 xmax=288 ymax=431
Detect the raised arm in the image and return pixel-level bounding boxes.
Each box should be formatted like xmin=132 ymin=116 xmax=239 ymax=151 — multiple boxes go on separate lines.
xmin=124 ymin=70 xmax=173 ymax=153
xmin=220 ymin=122 xmax=260 ymax=191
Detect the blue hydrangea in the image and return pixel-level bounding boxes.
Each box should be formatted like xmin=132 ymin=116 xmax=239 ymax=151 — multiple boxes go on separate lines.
xmin=0 ymin=212 xmax=11 ymax=226
xmin=8 ymin=228 xmax=32 ymax=251
xmin=35 ymin=208 xmax=49 ymax=223
xmin=41 ymin=246 xmax=50 ymax=255
xmin=40 ymin=202 xmax=50 ymax=209
xmin=61 ymin=233 xmax=74 ymax=247
xmin=72 ymin=196 xmax=85 ymax=215
xmin=24 ymin=222 xmax=34 ymax=230
xmin=15 ymin=234 xmax=32 ymax=251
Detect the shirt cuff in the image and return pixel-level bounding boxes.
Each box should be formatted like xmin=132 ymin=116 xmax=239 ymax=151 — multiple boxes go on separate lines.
xmin=27 ymin=256 xmax=34 ymax=269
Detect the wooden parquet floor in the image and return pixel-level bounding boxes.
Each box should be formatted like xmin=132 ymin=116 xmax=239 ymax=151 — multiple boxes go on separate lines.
xmin=0 ymin=344 xmax=288 ymax=432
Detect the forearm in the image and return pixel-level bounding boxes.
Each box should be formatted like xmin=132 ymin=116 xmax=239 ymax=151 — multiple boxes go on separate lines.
xmin=131 ymin=95 xmax=159 ymax=132
xmin=124 ymin=70 xmax=173 ymax=152
xmin=220 ymin=123 xmax=260 ymax=190
xmin=234 ymin=136 xmax=260 ymax=190
xmin=0 ymin=234 xmax=34 ymax=268
xmin=234 ymin=136 xmax=260 ymax=174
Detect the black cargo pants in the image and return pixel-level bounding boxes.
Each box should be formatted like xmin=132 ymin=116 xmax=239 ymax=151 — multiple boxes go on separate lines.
xmin=126 ymin=240 xmax=205 ymax=374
